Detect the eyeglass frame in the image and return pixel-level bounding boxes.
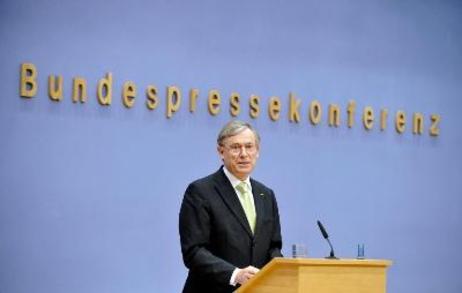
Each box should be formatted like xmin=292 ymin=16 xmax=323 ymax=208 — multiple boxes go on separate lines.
xmin=220 ymin=142 xmax=258 ymax=156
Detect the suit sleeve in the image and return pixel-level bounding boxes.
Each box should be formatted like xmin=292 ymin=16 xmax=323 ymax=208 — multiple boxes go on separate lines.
xmin=179 ymin=183 xmax=235 ymax=285
xmin=269 ymin=189 xmax=283 ymax=259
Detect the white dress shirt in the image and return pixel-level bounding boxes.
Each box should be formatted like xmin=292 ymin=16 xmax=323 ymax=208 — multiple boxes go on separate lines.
xmin=222 ymin=166 xmax=256 ymax=286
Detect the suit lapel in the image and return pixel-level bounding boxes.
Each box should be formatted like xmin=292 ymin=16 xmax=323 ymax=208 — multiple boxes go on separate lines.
xmin=250 ymin=178 xmax=265 ymax=239
xmin=213 ymin=168 xmax=253 ymax=237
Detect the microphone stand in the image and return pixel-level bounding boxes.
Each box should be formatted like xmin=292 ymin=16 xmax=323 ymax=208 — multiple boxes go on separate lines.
xmin=325 ymin=238 xmax=338 ymax=259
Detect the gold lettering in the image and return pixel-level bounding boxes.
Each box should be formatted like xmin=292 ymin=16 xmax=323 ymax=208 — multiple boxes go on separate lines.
xmin=429 ymin=114 xmax=441 ymax=136
xmin=289 ymin=92 xmax=301 ymax=123
xmin=309 ymin=100 xmax=322 ymax=125
xmin=395 ymin=110 xmax=406 ymax=134
xmin=347 ymin=100 xmax=356 ymax=128
xmin=122 ymin=81 xmax=136 ymax=108
xmin=20 ymin=63 xmax=37 ymax=98
xmin=146 ymin=85 xmax=159 ymax=110
xmin=363 ymin=106 xmax=374 ymax=130
xmin=380 ymin=108 xmax=388 ymax=131
xmin=230 ymin=92 xmax=240 ymax=117
xmin=97 ymin=73 xmax=113 ymax=106
xmin=15 ymin=62 xmax=442 ymax=140
xmin=166 ymin=85 xmax=181 ymax=118
xmin=412 ymin=112 xmax=424 ymax=135
xmin=48 ymin=75 xmax=63 ymax=101
xmin=208 ymin=89 xmax=221 ymax=116
xmin=189 ymin=88 xmax=199 ymax=113
xmin=268 ymin=96 xmax=281 ymax=121
xmin=328 ymin=104 xmax=340 ymax=127
xmin=72 ymin=77 xmax=87 ymax=103
xmin=249 ymin=94 xmax=260 ymax=119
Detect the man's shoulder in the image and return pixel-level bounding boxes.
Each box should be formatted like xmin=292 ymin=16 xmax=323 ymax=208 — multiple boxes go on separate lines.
xmin=188 ymin=168 xmax=225 ymax=189
xmin=183 ymin=168 xmax=228 ymax=203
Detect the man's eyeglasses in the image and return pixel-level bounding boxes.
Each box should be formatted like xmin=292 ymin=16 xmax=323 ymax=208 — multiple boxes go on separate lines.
xmin=222 ymin=143 xmax=257 ymax=155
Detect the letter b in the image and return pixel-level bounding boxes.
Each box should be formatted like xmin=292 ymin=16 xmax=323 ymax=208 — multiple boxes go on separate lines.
xmin=20 ymin=63 xmax=38 ymax=98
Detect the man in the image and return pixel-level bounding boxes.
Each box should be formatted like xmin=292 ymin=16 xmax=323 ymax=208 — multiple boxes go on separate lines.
xmin=179 ymin=120 xmax=283 ymax=293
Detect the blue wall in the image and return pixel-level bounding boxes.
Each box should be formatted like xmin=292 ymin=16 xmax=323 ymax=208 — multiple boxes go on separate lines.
xmin=1 ymin=0 xmax=461 ymax=292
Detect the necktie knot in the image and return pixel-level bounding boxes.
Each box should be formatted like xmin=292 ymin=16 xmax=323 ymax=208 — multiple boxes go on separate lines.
xmin=236 ymin=181 xmax=249 ymax=195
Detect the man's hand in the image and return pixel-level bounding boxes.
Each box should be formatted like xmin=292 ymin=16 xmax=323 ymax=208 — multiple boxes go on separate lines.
xmin=235 ymin=266 xmax=260 ymax=285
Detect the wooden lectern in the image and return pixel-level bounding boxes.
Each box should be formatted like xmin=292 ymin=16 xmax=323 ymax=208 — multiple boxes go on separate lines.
xmin=237 ymin=258 xmax=392 ymax=293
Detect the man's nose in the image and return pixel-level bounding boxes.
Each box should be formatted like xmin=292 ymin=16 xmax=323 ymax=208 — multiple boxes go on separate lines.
xmin=239 ymin=146 xmax=250 ymax=157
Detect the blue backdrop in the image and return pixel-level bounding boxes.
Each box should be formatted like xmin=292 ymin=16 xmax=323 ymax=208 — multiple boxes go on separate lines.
xmin=1 ymin=0 xmax=461 ymax=292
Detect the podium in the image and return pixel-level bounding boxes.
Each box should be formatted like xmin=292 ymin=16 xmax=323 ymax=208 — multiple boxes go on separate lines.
xmin=237 ymin=258 xmax=392 ymax=293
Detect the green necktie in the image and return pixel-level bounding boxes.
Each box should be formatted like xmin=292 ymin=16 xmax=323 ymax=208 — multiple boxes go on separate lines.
xmin=236 ymin=181 xmax=256 ymax=234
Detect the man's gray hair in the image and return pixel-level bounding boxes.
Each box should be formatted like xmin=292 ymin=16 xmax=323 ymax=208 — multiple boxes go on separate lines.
xmin=217 ymin=120 xmax=261 ymax=146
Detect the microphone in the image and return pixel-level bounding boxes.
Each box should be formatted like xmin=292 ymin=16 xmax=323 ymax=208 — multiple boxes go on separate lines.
xmin=317 ymin=220 xmax=338 ymax=259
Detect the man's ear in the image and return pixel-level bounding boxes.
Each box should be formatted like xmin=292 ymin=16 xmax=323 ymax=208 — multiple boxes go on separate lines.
xmin=217 ymin=145 xmax=224 ymax=159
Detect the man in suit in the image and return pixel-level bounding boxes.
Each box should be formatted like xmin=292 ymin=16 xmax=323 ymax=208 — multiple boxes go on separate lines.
xmin=179 ymin=120 xmax=283 ymax=293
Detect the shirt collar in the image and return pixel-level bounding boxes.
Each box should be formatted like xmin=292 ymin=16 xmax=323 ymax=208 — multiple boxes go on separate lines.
xmin=223 ymin=166 xmax=252 ymax=191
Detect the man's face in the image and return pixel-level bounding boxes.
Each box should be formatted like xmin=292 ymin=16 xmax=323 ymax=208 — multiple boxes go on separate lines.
xmin=218 ymin=128 xmax=260 ymax=180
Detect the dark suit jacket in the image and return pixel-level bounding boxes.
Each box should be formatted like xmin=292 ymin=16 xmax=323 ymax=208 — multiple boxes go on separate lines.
xmin=179 ymin=167 xmax=283 ymax=293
